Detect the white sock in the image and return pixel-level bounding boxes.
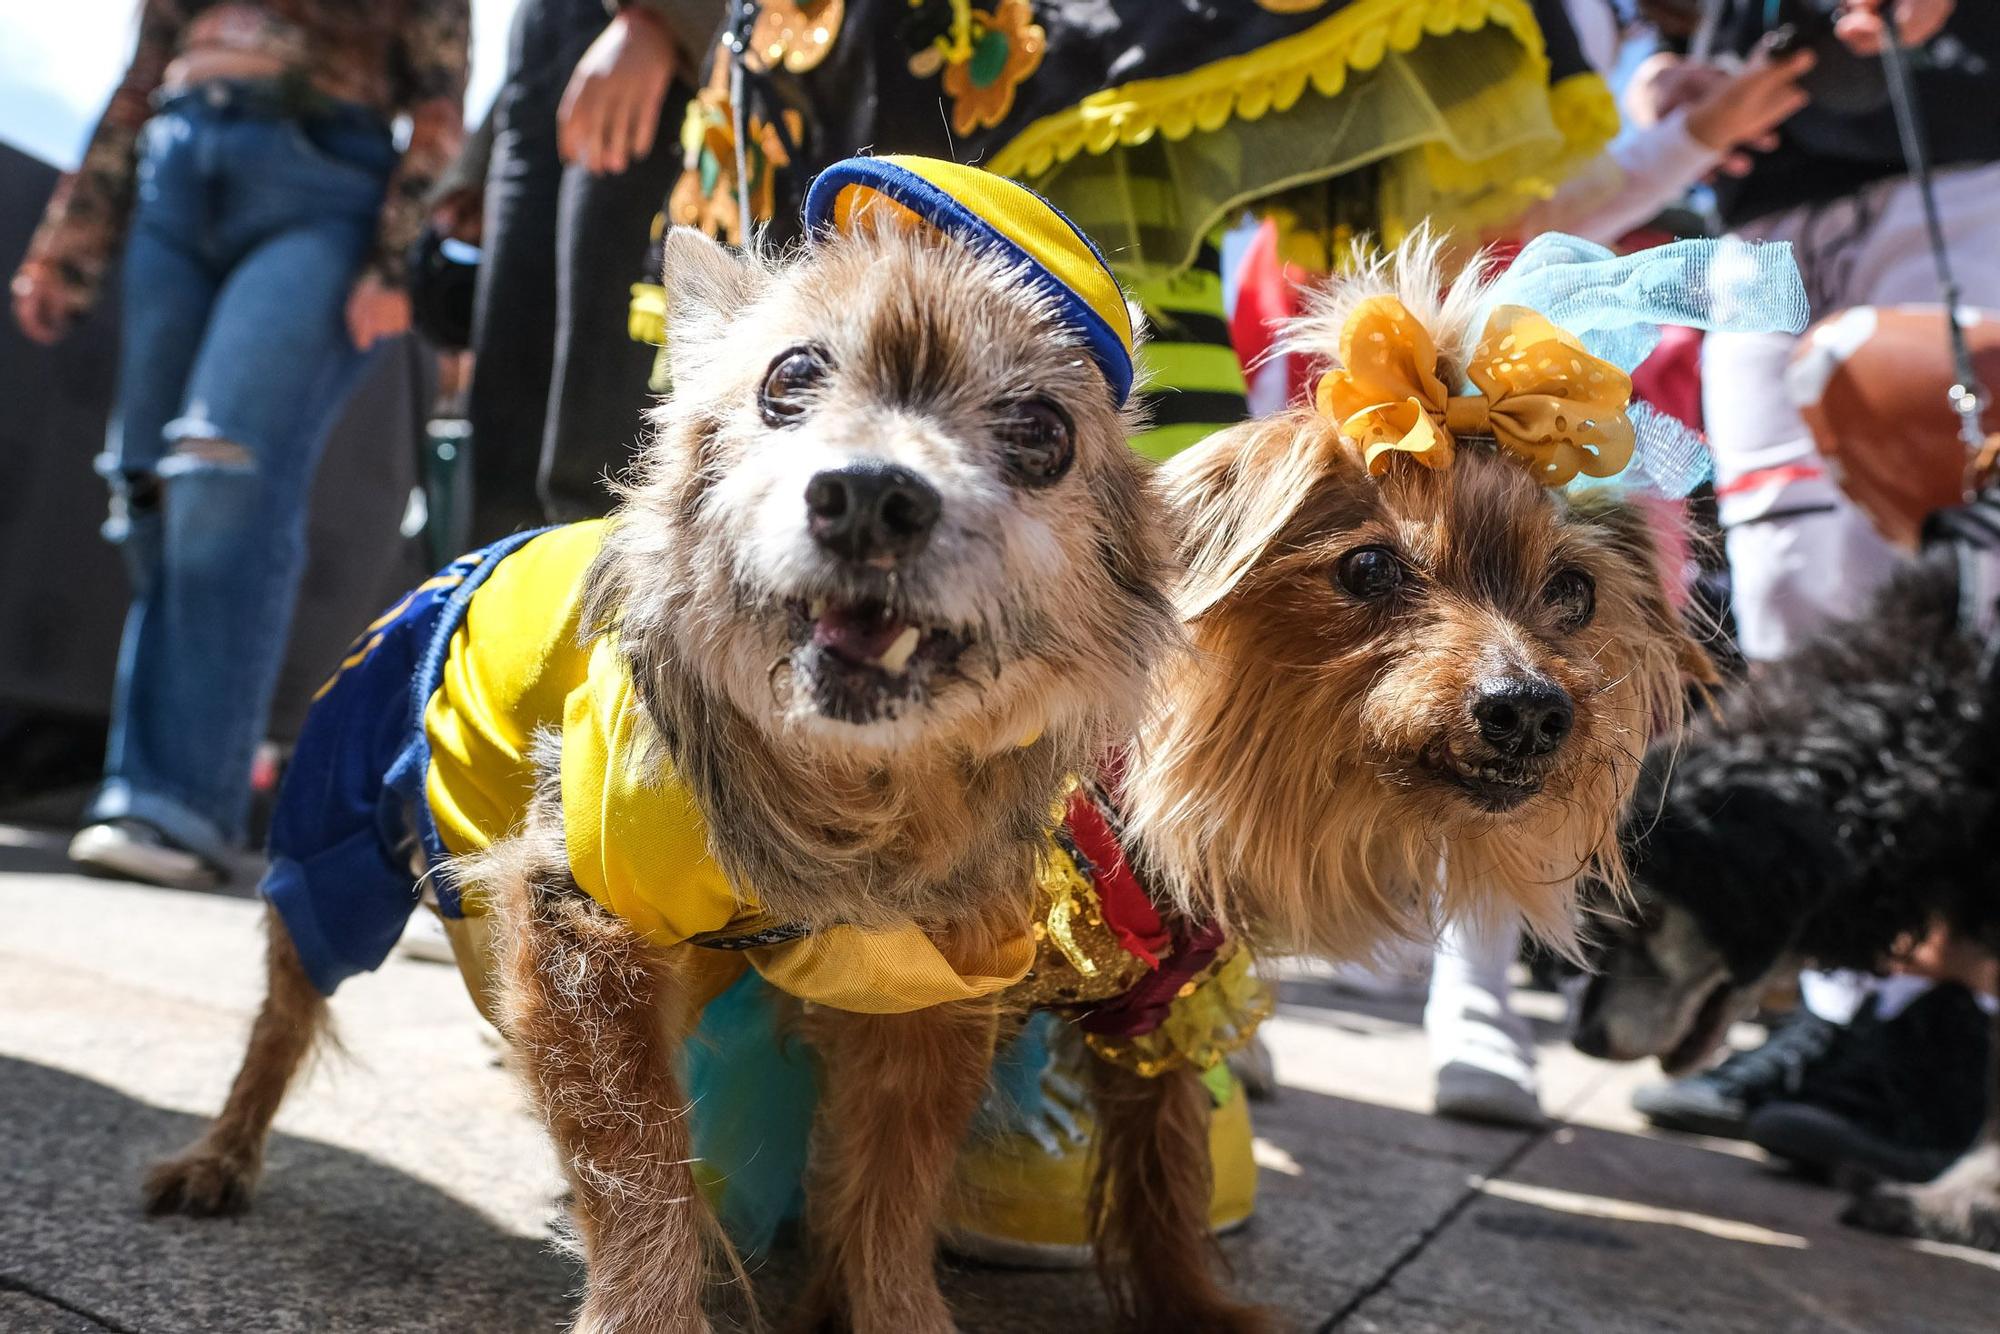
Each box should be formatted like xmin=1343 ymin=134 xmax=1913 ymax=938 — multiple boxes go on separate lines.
xmin=1799 ymin=970 xmax=1937 ymax=1024
xmin=1427 ymin=915 xmax=1537 ymax=1087
xmin=1799 ymin=969 xmax=1874 ymax=1025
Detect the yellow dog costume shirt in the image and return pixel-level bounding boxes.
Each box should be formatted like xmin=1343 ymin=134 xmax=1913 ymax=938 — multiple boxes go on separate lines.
xmin=263 ymin=155 xmax=1150 ymax=1018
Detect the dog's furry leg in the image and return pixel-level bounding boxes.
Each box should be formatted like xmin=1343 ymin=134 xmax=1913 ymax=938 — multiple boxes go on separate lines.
xmin=492 ymin=853 xmax=724 ymax=1334
xmin=145 ymin=906 xmax=327 ymax=1216
xmin=1845 ymin=1006 xmax=2000 ymax=1251
xmin=795 ymin=1001 xmax=997 ymax=1334
xmin=1088 ymin=1057 xmax=1269 ymax=1334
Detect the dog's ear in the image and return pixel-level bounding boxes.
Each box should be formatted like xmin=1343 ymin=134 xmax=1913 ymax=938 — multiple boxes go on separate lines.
xmin=1565 ymin=490 xmax=1720 ymax=685
xmin=1160 ymin=411 xmax=1351 ymax=621
xmin=661 ymin=226 xmax=765 ymax=332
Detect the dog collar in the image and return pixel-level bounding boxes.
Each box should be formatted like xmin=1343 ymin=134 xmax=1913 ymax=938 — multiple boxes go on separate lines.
xmin=802 ymin=154 xmax=1135 ymax=405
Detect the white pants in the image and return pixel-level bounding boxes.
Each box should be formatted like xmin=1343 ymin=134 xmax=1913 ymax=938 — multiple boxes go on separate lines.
xmin=1704 ymin=161 xmax=2000 ymax=661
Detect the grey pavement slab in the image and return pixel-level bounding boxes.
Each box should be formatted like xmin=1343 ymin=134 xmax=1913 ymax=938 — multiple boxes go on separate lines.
xmin=4 ymin=823 xmax=1998 ymax=1333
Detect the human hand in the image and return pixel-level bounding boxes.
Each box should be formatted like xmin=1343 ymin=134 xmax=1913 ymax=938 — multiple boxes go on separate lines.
xmin=558 ymin=7 xmax=677 ymax=175
xmin=1834 ymin=0 xmax=1954 ymax=55
xmin=1625 ymin=52 xmax=1731 ymax=128
xmin=430 ymin=185 xmax=485 ymax=244
xmin=1686 ymin=45 xmax=1816 ymax=177
xmin=10 ymin=261 xmax=74 ymax=345
xmin=1634 ymin=1 xmax=1706 ymax=40
xmin=347 ymin=272 xmax=412 ymax=349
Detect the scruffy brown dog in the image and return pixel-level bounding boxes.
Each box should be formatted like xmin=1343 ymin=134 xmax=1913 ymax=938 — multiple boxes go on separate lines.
xmin=142 ymin=212 xmax=1178 ymax=1334
xmin=1068 ymin=241 xmax=1707 ymax=1332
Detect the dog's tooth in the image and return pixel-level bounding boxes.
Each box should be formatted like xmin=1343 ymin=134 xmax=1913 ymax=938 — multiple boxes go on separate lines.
xmin=810 ymin=598 xmax=828 ymax=618
xmin=876 ymin=625 xmax=922 ymax=674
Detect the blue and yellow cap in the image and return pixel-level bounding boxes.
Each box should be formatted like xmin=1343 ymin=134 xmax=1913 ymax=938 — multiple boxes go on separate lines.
xmin=802 ymin=155 xmax=1135 ymax=405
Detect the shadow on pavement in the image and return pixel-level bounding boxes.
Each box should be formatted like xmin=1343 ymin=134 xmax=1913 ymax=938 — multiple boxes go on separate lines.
xmin=6 ymin=1042 xmax=1997 ymax=1332
xmin=0 ymin=822 xmax=260 ymax=898
xmin=0 ymin=1057 xmax=580 ymax=1334
xmin=1276 ymin=972 xmax=1574 ymax=1045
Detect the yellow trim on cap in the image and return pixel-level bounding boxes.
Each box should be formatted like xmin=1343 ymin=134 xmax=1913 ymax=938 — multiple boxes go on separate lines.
xmin=835 ymin=154 xmax=1135 ymax=366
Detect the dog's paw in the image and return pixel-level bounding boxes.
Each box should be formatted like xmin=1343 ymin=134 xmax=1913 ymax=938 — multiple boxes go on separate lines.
xmin=143 ymin=1148 xmax=257 ymax=1218
xmin=1843 ymin=1147 xmax=2000 ymax=1252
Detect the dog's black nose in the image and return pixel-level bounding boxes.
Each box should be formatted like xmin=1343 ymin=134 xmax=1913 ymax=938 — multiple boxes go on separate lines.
xmin=804 ymin=463 xmax=942 ymax=564
xmin=1470 ymin=676 xmax=1574 ymax=757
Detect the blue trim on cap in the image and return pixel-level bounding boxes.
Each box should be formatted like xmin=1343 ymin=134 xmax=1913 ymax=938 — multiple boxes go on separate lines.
xmin=802 ymin=158 xmax=1134 ymax=405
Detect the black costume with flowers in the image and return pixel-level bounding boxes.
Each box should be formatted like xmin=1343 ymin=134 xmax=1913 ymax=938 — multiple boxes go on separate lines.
xmin=670 ymin=0 xmax=1610 ymax=269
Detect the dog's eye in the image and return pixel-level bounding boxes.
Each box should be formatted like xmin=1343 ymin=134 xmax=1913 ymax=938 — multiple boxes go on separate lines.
xmin=1335 ymin=546 xmax=1403 ymax=601
xmin=997 ymin=398 xmax=1075 ymax=486
xmin=761 ymin=346 xmax=829 ymax=425
xmin=1544 ymin=567 xmax=1596 ymax=630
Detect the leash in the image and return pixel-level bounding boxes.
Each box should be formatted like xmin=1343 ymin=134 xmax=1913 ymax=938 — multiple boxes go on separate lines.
xmin=1875 ymin=6 xmax=1993 ymax=468
xmin=1873 ymin=6 xmax=2000 ymax=663
xmin=725 ymin=0 xmax=759 ymax=256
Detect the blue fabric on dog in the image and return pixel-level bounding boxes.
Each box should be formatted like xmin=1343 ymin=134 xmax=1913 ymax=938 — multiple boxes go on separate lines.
xmin=261 ymin=529 xmax=546 ymax=996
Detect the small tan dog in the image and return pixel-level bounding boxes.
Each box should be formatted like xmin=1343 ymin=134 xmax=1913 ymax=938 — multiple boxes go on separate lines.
xmin=143 ymin=159 xmax=1180 ymax=1334
xmin=997 ymin=237 xmax=1714 ymax=1332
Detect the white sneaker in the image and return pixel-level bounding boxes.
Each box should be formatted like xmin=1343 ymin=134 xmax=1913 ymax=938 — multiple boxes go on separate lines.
xmin=1434 ymin=1059 xmax=1545 ymax=1128
xmin=1428 ymin=980 xmax=1544 ymax=1128
xmin=68 ymin=820 xmax=221 ymax=890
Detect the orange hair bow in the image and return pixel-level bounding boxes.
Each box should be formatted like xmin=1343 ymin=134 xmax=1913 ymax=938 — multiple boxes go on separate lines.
xmin=1314 ymin=295 xmax=1636 ymax=487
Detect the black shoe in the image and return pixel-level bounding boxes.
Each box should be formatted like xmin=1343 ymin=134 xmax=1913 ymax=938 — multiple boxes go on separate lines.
xmin=1748 ymin=985 xmax=1991 ymax=1183
xmin=1631 ymin=1008 xmax=1842 ymax=1139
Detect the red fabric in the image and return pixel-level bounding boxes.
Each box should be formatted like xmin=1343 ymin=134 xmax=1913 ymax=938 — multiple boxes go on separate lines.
xmin=1228 ymin=219 xmax=1286 ymax=375
xmin=1078 ymin=917 xmax=1228 ymax=1038
xmin=1229 ymin=219 xmax=1317 ymax=407
xmin=1638 ymin=494 xmax=1695 ymax=611
xmin=1715 ymin=462 xmax=1825 ymax=498
xmin=1062 ymin=787 xmax=1170 ymax=968
xmin=1060 ymin=767 xmax=1230 ymax=1040
xmin=1631 ymin=323 xmax=1705 ymax=434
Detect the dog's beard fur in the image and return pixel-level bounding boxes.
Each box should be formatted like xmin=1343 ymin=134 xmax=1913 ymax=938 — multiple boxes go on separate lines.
xmin=578 ymin=224 xmax=1179 ymax=934
xmin=1122 ymin=235 xmax=1705 ymax=963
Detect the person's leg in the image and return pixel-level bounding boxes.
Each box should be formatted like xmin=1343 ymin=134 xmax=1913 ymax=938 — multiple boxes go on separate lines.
xmin=93 ymin=193 xmax=383 ymax=861
xmin=1429 ymin=914 xmax=1544 ymax=1126
xmin=1706 ymin=325 xmax=1906 ymax=663
xmin=73 ymin=106 xmax=226 ymax=883
xmin=539 ymin=86 xmax=692 ymax=520
xmin=466 ymin=0 xmax=595 ymax=542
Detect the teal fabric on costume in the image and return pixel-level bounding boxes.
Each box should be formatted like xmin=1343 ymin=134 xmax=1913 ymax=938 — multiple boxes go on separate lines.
xmin=687 ymin=972 xmax=818 ymax=1253
xmin=687 ymin=982 xmax=1069 ymax=1253
xmin=1477 ymin=233 xmax=1810 ymax=498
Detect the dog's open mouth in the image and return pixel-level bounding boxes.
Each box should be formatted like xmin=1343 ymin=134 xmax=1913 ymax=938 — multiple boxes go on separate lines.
xmin=1660 ymin=976 xmax=1740 ymax=1077
xmin=786 ymin=597 xmax=971 ymax=723
xmin=1420 ymin=747 xmax=1548 ymax=812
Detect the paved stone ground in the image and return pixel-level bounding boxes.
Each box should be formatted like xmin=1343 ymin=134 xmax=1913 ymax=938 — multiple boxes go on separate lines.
xmin=4 ymin=820 xmax=1998 ymax=1333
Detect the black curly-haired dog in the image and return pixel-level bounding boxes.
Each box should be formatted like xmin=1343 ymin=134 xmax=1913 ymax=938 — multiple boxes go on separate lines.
xmin=1569 ymin=514 xmax=2000 ymax=1251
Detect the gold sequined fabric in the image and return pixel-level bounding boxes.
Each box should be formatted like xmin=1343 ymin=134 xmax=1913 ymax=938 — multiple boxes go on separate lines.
xmin=1083 ymin=947 xmax=1274 ymax=1079
xmin=1006 ymin=842 xmax=1273 ymax=1079
xmin=1008 ymin=842 xmax=1153 ymax=1010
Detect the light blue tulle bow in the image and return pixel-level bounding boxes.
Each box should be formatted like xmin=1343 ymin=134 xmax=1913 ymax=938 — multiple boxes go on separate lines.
xmin=1478 ymin=232 xmax=1810 ymax=497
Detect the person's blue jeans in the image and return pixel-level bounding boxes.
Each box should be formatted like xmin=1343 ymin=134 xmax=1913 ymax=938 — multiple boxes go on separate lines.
xmin=87 ymin=84 xmax=397 ymax=864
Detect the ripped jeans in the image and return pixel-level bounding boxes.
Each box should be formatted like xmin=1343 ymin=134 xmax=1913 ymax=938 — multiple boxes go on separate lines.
xmin=89 ymin=84 xmax=394 ymax=862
